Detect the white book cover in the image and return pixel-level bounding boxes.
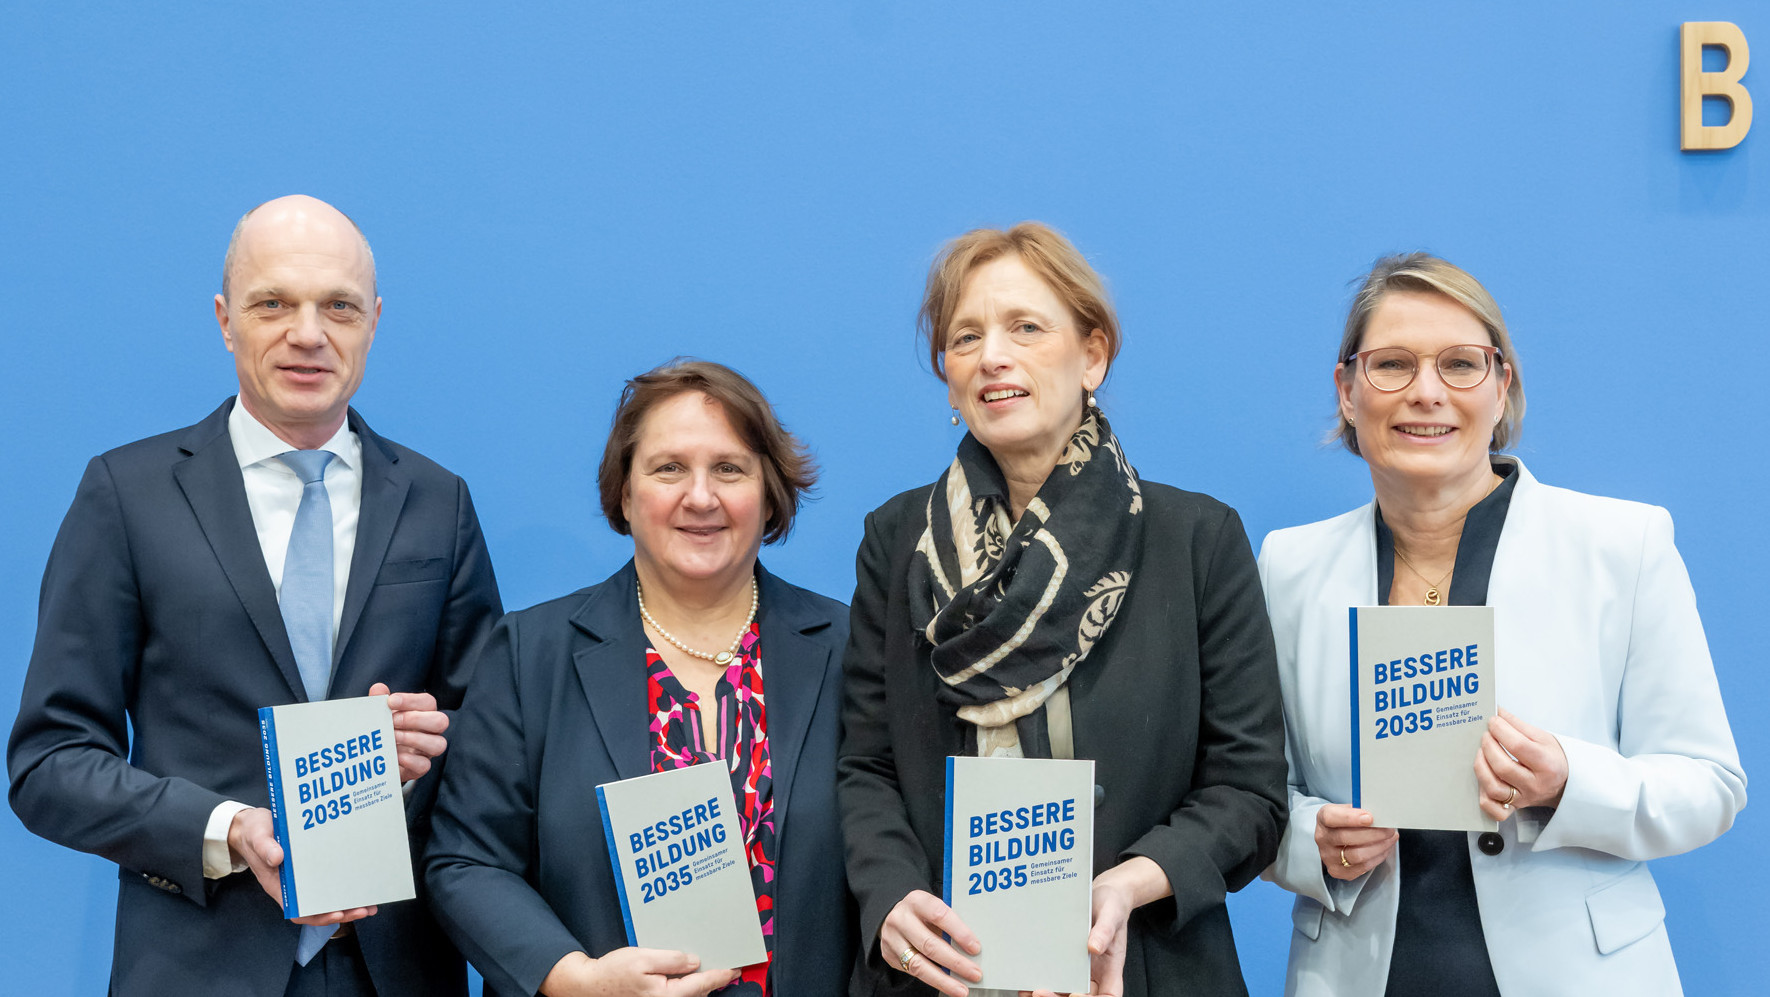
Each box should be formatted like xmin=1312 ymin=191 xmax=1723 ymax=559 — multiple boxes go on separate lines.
xmin=595 ymin=761 xmax=765 ymax=972
xmin=1350 ymin=606 xmax=1499 ymax=832
xmin=258 ymin=695 xmax=414 ymax=917
xmin=944 ymin=756 xmax=1094 ymax=995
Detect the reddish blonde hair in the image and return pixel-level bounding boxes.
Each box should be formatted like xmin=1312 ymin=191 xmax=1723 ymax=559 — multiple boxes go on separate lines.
xmin=918 ymin=222 xmax=1122 ymax=382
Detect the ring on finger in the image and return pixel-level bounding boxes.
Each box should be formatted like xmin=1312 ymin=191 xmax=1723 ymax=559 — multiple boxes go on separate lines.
xmin=898 ymin=944 xmax=918 ymax=973
xmin=1340 ymin=847 xmax=1350 ymax=868
xmin=1502 ymin=785 xmax=1518 ymax=809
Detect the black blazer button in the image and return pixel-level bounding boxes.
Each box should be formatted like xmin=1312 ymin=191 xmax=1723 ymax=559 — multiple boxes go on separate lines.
xmin=1093 ymin=784 xmax=1105 ymax=808
xmin=1477 ymin=831 xmax=1504 ymax=855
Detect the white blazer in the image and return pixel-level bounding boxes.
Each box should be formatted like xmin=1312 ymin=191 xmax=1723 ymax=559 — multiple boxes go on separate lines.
xmin=1258 ymin=459 xmax=1745 ymax=997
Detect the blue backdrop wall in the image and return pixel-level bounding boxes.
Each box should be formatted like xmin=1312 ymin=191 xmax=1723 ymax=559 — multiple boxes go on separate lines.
xmin=3 ymin=3 xmax=1763 ymax=993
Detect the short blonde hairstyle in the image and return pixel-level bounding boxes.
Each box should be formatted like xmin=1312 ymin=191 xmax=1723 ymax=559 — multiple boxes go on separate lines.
xmin=1335 ymin=252 xmax=1526 ymax=456
xmin=918 ymin=222 xmax=1123 ymax=382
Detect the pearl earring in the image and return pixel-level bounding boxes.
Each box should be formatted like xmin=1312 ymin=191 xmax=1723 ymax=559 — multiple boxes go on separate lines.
xmin=1087 ymin=392 xmax=1098 ymax=410
xmin=950 ymin=407 xmax=960 ymax=426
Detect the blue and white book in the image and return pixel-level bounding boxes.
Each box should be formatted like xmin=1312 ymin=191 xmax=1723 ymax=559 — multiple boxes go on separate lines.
xmin=1349 ymin=605 xmax=1499 ymax=832
xmin=595 ymin=761 xmax=765 ymax=972
xmin=944 ymin=756 xmax=1094 ymax=995
xmin=258 ymin=695 xmax=414 ymax=917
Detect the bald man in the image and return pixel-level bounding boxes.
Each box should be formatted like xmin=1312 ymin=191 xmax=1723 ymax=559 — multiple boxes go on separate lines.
xmin=9 ymin=196 xmax=502 ymax=996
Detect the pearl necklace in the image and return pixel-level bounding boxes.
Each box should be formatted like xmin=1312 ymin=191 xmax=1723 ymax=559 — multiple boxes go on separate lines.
xmin=636 ymin=577 xmax=758 ymax=666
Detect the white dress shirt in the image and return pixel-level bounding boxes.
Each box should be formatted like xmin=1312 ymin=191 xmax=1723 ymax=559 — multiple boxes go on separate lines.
xmin=202 ymin=401 xmax=364 ymax=879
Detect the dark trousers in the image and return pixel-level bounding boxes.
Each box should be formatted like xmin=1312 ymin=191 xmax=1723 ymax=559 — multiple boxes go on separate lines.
xmin=283 ymin=932 xmax=377 ymax=997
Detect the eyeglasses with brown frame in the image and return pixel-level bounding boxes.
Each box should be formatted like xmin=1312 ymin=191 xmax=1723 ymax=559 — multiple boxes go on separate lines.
xmin=1342 ymin=344 xmax=1502 ymax=392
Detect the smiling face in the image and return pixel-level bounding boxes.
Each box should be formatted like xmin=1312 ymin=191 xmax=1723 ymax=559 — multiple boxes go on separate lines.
xmin=1337 ymin=289 xmax=1511 ymax=493
xmin=214 ymin=195 xmax=380 ymax=450
xmin=944 ymin=254 xmax=1109 ymax=471
xmin=622 ymin=391 xmax=766 ymax=592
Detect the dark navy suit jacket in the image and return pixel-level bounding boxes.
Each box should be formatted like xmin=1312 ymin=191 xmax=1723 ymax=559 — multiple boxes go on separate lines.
xmin=424 ymin=561 xmax=857 ymax=997
xmin=8 ymin=398 xmax=502 ymax=996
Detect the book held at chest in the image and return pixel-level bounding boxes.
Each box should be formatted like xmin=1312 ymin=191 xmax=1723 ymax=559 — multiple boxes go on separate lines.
xmin=595 ymin=760 xmax=765 ymax=972
xmin=258 ymin=695 xmax=414 ymax=917
xmin=1350 ymin=605 xmax=1499 ymax=833
xmin=944 ymin=756 xmax=1095 ymax=994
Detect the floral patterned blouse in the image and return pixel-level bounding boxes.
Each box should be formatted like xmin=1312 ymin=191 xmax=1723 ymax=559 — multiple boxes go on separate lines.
xmin=646 ymin=623 xmax=775 ymax=995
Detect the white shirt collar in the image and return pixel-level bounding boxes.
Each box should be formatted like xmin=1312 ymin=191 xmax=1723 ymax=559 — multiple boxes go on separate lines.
xmin=227 ymin=398 xmax=362 ymax=471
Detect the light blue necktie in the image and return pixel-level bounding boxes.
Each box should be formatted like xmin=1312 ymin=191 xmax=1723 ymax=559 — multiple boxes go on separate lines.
xmin=276 ymin=450 xmax=339 ymax=966
xmin=277 ymin=450 xmax=336 ymax=703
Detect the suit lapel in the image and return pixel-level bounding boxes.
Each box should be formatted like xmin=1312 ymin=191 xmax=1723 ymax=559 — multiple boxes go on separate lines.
xmin=756 ymin=567 xmax=832 ymax=848
xmin=566 ymin=564 xmax=836 ymax=804
xmin=1305 ymin=503 xmax=1379 ymax=799
xmin=571 ymin=564 xmax=652 ymax=782
xmin=1342 ymin=501 xmax=1380 ymax=606
xmin=1484 ymin=457 xmax=1535 ymax=605
xmin=332 ymin=411 xmax=410 ymax=693
xmin=172 ymin=401 xmax=307 ymax=702
xmin=1482 ymin=457 xmax=1538 ymax=712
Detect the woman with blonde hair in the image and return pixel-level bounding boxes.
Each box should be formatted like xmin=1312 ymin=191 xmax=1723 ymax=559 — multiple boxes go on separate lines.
xmin=838 ymin=222 xmax=1288 ymax=997
xmin=1260 ymin=252 xmax=1745 ymax=996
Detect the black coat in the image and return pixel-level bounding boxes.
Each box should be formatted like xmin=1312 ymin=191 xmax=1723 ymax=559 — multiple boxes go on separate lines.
xmin=837 ymin=480 xmax=1287 ymax=996
xmin=424 ymin=561 xmax=857 ymax=997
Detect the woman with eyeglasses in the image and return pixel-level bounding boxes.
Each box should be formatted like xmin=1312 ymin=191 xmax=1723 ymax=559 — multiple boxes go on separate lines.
xmin=1258 ymin=253 xmax=1745 ymax=997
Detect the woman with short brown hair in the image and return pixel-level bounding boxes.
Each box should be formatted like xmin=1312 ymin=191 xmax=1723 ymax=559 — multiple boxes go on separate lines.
xmin=427 ymin=359 xmax=855 ymax=997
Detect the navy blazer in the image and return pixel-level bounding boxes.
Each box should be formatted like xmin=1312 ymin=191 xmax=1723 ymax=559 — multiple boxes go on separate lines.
xmin=8 ymin=398 xmax=503 ymax=997
xmin=425 ymin=560 xmax=857 ymax=997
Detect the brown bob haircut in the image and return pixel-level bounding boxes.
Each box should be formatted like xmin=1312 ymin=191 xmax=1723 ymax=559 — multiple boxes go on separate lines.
xmin=1334 ymin=252 xmax=1527 ymax=456
xmin=598 ymin=358 xmax=817 ymax=544
xmin=917 ymin=221 xmax=1123 ymax=382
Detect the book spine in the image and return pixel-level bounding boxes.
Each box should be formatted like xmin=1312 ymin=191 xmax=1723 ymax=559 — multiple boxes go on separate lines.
xmin=1348 ymin=608 xmax=1361 ymax=810
xmin=942 ymin=756 xmax=955 ymax=907
xmin=596 ymin=785 xmax=638 ymax=947
xmin=258 ymin=706 xmax=299 ymax=917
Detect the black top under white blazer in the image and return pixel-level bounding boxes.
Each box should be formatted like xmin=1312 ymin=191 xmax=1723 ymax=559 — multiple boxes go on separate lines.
xmin=1259 ymin=459 xmax=1746 ymax=997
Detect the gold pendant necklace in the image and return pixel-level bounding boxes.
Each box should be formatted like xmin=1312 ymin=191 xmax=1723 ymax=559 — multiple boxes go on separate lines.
xmin=636 ymin=578 xmax=759 ymax=665
xmin=1393 ymin=547 xmax=1453 ymax=606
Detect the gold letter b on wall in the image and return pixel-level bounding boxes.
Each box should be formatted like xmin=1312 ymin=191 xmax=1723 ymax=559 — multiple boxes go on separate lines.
xmin=1682 ymin=22 xmax=1752 ymax=150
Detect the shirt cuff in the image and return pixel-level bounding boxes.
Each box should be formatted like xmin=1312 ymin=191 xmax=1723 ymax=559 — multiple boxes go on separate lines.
xmin=203 ymin=800 xmax=254 ymax=879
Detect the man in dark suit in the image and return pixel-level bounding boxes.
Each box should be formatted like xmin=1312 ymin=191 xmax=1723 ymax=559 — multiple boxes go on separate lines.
xmin=8 ymin=195 xmax=502 ymax=996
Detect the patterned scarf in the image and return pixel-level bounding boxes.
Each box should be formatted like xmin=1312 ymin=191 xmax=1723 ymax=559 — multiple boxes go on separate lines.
xmin=908 ymin=411 xmax=1143 ymax=757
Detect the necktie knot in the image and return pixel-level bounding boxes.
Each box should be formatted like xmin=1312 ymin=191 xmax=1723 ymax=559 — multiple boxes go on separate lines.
xmin=278 ymin=450 xmax=334 ymax=484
